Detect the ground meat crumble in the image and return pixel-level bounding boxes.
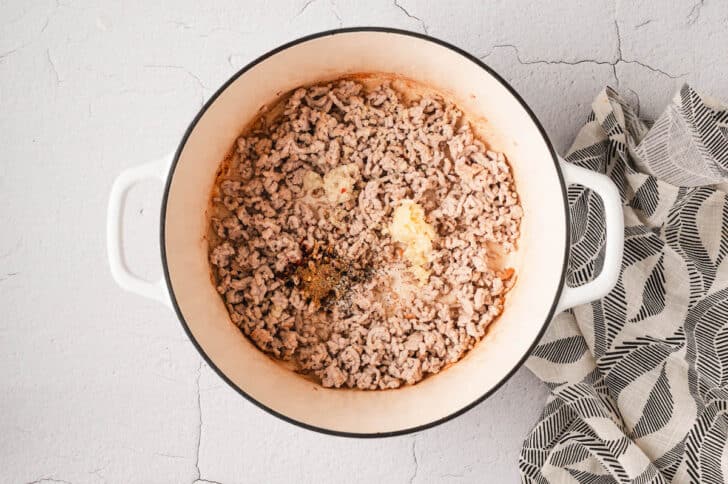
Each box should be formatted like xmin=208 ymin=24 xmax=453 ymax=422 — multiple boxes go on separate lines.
xmin=209 ymin=78 xmax=522 ymax=389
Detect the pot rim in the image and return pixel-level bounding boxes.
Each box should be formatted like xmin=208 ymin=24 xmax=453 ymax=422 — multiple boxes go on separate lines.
xmin=160 ymin=26 xmax=569 ymax=438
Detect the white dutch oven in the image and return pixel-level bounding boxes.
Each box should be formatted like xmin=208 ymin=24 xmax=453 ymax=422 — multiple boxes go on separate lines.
xmin=107 ymin=28 xmax=623 ymax=437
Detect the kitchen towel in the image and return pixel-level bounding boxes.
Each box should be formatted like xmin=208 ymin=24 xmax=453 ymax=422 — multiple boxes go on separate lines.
xmin=519 ymin=86 xmax=728 ymax=483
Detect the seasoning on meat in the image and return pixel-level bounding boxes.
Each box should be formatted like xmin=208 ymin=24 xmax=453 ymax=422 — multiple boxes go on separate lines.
xmin=297 ymin=261 xmax=338 ymax=302
xmin=208 ymin=78 xmax=522 ymax=389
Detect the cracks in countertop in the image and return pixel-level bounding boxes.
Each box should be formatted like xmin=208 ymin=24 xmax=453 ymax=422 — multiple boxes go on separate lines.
xmin=480 ymin=42 xmax=683 ymax=79
xmin=46 ymin=48 xmax=61 ymax=84
xmin=1 ymin=0 xmax=61 ymax=60
xmin=23 ymin=362 xmax=207 ymax=484
xmin=192 ymin=361 xmax=203 ymax=483
xmin=621 ymin=59 xmax=683 ymax=79
xmin=40 ymin=0 xmax=60 ymax=33
xmin=440 ymin=471 xmax=468 ymax=479
xmin=169 ymin=19 xmax=193 ymax=30
xmin=155 ymin=452 xmax=188 ymax=459
xmin=408 ymin=436 xmax=419 ymax=484
xmin=613 ymin=1 xmax=686 ymax=81
xmin=612 ymin=11 xmax=623 ymax=85
xmin=189 ymin=362 xmax=222 ymax=484
xmin=88 ymin=467 xmax=107 ymax=483
xmin=295 ymin=0 xmax=343 ymax=27
xmin=26 ymin=478 xmax=72 ymax=484
xmin=191 ymin=361 xmax=211 ymax=484
xmin=143 ymin=64 xmax=208 ymax=108
xmin=481 ymin=35 xmax=684 ymax=88
xmin=329 ymin=0 xmax=343 ymax=28
xmin=226 ymin=54 xmax=240 ymax=69
xmin=613 ymin=0 xmax=687 ymax=81
xmin=143 ymin=64 xmax=208 ymax=88
xmin=480 ymin=0 xmax=686 ymax=92
xmin=482 ymin=43 xmax=613 ymax=67
xmin=0 ymin=42 xmax=31 ymax=61
xmin=393 ymin=0 xmax=428 ymax=34
xmin=0 ymin=272 xmax=19 ymax=282
xmin=167 ymin=20 xmax=254 ymax=39
xmin=297 ymin=0 xmax=318 ymax=17
xmin=687 ymin=0 xmax=705 ymax=25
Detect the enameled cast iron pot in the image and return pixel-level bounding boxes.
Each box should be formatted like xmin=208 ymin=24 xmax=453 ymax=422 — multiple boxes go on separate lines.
xmin=107 ymin=28 xmax=624 ymax=437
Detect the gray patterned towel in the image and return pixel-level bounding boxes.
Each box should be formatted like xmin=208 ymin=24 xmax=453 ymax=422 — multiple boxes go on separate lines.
xmin=519 ymin=86 xmax=728 ymax=483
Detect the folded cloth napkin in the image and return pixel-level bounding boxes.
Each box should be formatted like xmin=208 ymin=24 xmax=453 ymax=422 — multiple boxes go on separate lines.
xmin=519 ymin=86 xmax=728 ymax=484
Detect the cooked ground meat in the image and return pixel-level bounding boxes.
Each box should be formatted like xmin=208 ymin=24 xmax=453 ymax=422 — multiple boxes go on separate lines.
xmin=209 ymin=78 xmax=522 ymax=389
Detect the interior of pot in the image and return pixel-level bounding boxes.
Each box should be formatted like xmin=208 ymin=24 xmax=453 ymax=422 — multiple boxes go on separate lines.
xmin=163 ymin=29 xmax=567 ymax=435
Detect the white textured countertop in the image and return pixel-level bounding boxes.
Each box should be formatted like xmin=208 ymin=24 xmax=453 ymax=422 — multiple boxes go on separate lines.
xmin=2 ymin=1 xmax=727 ymax=483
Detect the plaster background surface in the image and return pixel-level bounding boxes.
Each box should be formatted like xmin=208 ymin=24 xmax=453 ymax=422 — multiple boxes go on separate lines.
xmin=2 ymin=1 xmax=726 ymax=482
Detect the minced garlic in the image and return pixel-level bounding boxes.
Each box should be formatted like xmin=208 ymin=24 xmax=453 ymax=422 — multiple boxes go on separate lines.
xmin=301 ymin=164 xmax=360 ymax=205
xmin=390 ymin=200 xmax=436 ymax=284
xmin=323 ymin=164 xmax=359 ymax=204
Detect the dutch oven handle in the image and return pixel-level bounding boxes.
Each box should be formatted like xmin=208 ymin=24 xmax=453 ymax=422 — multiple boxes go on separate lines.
xmin=556 ymin=158 xmax=624 ymax=312
xmin=107 ymin=155 xmax=173 ymax=307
